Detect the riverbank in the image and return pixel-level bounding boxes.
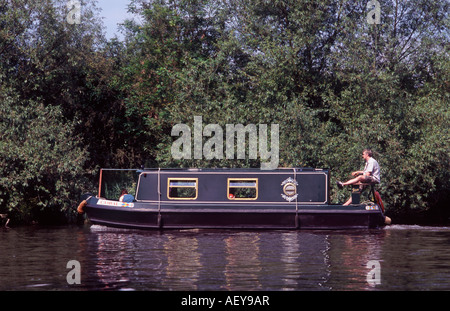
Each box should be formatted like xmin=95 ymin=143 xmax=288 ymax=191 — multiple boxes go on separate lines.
xmin=2 ymin=210 xmax=449 ymax=229
xmin=385 ymin=207 xmax=450 ymax=227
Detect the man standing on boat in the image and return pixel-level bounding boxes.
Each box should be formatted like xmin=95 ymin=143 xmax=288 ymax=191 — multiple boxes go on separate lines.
xmin=337 ymin=149 xmax=381 ymax=205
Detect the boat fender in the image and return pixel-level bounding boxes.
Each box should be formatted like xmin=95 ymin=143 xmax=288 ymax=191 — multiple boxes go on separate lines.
xmin=157 ymin=214 xmax=163 ymax=228
xmin=374 ymin=191 xmax=385 ymax=213
xmin=384 ymin=216 xmax=392 ymax=225
xmin=77 ymin=200 xmax=87 ymax=214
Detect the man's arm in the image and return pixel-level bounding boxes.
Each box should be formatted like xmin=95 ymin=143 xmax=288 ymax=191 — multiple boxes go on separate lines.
xmin=351 ymin=171 xmax=364 ymax=176
xmin=364 ymin=159 xmax=374 ymax=176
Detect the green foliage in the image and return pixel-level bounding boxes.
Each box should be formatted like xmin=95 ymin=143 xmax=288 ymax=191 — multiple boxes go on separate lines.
xmin=0 ymin=0 xmax=448 ymax=224
xmin=121 ymin=0 xmax=448 ymax=221
xmin=0 ymin=86 xmax=89 ymax=224
xmin=0 ymin=0 xmax=103 ymax=223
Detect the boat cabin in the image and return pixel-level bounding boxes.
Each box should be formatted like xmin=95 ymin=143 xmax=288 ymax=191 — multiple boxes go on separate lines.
xmin=99 ymin=168 xmax=330 ymax=206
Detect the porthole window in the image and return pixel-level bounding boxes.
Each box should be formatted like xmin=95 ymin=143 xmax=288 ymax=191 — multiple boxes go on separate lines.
xmin=167 ymin=178 xmax=198 ymax=200
xmin=227 ymin=178 xmax=258 ymax=200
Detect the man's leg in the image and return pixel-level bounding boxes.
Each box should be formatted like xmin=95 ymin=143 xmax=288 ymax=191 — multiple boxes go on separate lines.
xmin=342 ymin=175 xmax=365 ymax=186
xmin=343 ymin=197 xmax=352 ymax=206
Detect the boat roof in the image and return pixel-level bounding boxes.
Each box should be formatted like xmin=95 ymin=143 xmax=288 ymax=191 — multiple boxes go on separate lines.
xmin=100 ymin=167 xmax=328 ymax=172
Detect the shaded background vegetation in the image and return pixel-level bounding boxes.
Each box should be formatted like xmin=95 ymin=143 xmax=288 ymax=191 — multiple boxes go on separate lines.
xmin=0 ymin=0 xmax=448 ymax=225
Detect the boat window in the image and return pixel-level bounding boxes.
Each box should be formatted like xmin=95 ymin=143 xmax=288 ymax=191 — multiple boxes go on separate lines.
xmin=167 ymin=178 xmax=198 ymax=200
xmin=227 ymin=178 xmax=258 ymax=200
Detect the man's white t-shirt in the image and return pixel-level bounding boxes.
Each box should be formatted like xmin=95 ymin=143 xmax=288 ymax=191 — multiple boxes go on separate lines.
xmin=364 ymin=157 xmax=381 ymax=183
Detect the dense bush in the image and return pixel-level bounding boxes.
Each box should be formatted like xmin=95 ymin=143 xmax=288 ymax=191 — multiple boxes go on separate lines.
xmin=0 ymin=0 xmax=448 ymax=224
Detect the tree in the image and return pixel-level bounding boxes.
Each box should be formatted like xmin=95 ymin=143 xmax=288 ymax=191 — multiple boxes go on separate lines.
xmin=324 ymin=0 xmax=449 ymax=217
xmin=1 ymin=0 xmax=447 ymax=224
xmin=0 ymin=0 xmax=109 ymax=223
xmin=0 ymin=84 xmax=88 ymax=223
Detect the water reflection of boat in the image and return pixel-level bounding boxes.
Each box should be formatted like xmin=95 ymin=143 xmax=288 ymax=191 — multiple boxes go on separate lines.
xmin=162 ymin=235 xmax=201 ymax=290
xmin=224 ymin=233 xmax=262 ymax=290
xmin=80 ymin=168 xmax=390 ymax=230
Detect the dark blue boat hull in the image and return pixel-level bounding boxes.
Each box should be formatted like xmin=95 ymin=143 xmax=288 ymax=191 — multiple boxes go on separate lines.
xmin=84 ymin=198 xmax=387 ymax=230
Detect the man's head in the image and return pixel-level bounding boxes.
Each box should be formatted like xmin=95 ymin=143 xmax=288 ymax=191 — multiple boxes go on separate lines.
xmin=362 ymin=148 xmax=373 ymax=161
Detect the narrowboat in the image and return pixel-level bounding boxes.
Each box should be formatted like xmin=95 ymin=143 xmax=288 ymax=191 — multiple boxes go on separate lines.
xmin=78 ymin=168 xmax=391 ymax=230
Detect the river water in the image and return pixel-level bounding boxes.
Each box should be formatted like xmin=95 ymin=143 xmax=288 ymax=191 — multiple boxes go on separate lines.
xmin=1 ymin=224 xmax=450 ymax=291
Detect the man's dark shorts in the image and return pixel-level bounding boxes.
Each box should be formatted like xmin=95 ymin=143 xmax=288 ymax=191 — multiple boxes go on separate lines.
xmin=362 ymin=175 xmax=379 ymax=184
